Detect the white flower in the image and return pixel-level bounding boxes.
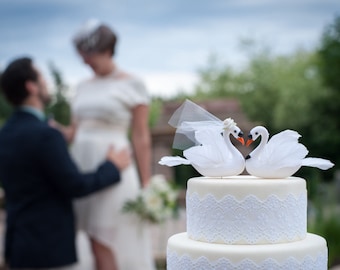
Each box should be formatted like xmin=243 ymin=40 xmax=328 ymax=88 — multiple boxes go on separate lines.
xmin=223 ymin=117 xmax=237 ymax=131
xmin=122 ymin=174 xmax=179 ymax=224
xmin=166 ymin=189 xmax=179 ymax=204
xmin=149 ymin=174 xmax=169 ymax=193
xmin=142 ymin=190 xmax=163 ymax=213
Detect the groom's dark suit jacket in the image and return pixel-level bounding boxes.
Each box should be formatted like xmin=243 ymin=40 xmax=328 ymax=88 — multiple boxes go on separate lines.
xmin=0 ymin=110 xmax=121 ymax=268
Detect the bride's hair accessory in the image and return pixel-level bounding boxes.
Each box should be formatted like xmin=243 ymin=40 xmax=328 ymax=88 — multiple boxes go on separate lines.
xmin=73 ymin=19 xmax=118 ymax=55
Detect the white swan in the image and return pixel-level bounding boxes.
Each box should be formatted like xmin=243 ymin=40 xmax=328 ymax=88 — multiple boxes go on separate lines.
xmin=245 ymin=126 xmax=334 ymax=178
xmin=159 ymin=118 xmax=245 ymax=177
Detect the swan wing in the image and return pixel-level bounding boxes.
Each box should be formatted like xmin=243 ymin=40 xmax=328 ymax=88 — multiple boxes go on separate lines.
xmin=263 ymin=130 xmax=308 ymax=168
xmin=268 ymin=130 xmax=301 ymax=144
xmin=195 ymin=129 xmax=227 ymax=149
xmin=158 ymin=156 xmax=191 ymax=166
xmin=194 ymin=129 xmax=233 ymax=161
xmin=184 ymin=144 xmax=223 ymax=167
xmin=302 ymin=158 xmax=334 ymax=170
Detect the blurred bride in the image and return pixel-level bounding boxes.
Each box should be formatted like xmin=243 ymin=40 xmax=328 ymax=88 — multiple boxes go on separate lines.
xmin=57 ymin=19 xmax=155 ymax=270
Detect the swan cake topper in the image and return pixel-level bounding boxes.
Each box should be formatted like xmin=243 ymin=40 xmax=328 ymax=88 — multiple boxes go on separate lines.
xmin=159 ymin=99 xmax=246 ymax=177
xmin=245 ymin=126 xmax=334 ymax=178
xmin=159 ymin=100 xmax=335 ymax=178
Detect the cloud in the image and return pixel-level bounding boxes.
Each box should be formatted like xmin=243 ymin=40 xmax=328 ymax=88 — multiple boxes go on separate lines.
xmin=141 ymin=71 xmax=199 ymax=98
xmin=1 ymin=0 xmax=339 ymax=98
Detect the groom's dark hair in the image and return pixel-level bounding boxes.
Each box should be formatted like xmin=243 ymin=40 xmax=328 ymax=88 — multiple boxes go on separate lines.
xmin=0 ymin=57 xmax=38 ymax=106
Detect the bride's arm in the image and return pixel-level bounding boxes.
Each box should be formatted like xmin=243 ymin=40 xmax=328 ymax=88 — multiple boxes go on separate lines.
xmin=49 ymin=118 xmax=77 ymax=144
xmin=131 ymin=104 xmax=152 ymax=188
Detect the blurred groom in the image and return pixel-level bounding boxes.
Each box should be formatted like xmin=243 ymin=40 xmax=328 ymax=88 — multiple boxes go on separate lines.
xmin=0 ymin=56 xmax=131 ymax=269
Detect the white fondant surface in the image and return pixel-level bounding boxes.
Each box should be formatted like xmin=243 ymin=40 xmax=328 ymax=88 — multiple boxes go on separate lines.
xmin=186 ymin=176 xmax=307 ymax=244
xmin=187 ymin=176 xmax=306 ymax=200
xmin=167 ymin=232 xmax=327 ymax=269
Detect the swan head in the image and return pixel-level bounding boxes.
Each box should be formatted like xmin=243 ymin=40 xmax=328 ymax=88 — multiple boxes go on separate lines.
xmin=223 ymin=118 xmax=245 ymax=145
xmin=246 ymin=126 xmax=269 ymax=146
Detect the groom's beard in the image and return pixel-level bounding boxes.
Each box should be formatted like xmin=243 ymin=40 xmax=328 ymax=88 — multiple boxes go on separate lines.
xmin=40 ymin=92 xmax=52 ymax=106
xmin=37 ymin=84 xmax=52 ymax=106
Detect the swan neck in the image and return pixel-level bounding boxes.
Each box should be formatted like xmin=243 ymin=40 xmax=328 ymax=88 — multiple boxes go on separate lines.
xmin=224 ymin=131 xmax=238 ymax=153
xmin=252 ymin=129 xmax=269 ymax=157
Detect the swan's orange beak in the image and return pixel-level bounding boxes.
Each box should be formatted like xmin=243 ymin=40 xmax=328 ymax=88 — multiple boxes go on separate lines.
xmin=246 ymin=139 xmax=254 ymax=147
xmin=237 ymin=137 xmax=245 ymax=145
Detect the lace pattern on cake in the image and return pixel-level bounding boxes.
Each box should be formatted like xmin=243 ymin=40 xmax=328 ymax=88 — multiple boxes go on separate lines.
xmin=187 ymin=192 xmax=307 ymax=244
xmin=167 ymin=250 xmax=328 ymax=270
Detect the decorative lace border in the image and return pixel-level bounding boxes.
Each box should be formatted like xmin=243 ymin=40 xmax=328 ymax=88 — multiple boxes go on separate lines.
xmin=187 ymin=192 xmax=307 ymax=244
xmin=167 ymin=250 xmax=328 ymax=270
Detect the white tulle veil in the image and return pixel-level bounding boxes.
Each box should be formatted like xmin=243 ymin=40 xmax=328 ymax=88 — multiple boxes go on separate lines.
xmin=168 ymin=99 xmax=224 ymax=150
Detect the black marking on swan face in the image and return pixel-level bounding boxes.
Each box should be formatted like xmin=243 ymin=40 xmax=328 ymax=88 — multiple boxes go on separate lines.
xmin=245 ymin=154 xmax=251 ymax=160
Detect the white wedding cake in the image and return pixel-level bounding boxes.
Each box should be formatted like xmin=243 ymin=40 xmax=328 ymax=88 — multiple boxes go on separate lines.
xmin=166 ymin=176 xmax=328 ymax=269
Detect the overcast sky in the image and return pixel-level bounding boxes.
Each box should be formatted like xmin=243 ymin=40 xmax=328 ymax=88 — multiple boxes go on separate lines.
xmin=0 ymin=0 xmax=339 ymax=97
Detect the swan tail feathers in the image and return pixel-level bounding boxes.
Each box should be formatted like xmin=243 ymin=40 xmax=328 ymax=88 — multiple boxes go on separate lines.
xmin=159 ymin=156 xmax=191 ymax=166
xmin=302 ymin=157 xmax=334 ymax=170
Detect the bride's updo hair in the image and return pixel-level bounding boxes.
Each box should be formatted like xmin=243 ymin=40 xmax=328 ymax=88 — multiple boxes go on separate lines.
xmin=73 ymin=19 xmax=118 ymax=56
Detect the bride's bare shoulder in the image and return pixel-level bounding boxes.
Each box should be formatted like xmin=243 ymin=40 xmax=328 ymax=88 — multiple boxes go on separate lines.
xmin=115 ymin=70 xmax=132 ymax=80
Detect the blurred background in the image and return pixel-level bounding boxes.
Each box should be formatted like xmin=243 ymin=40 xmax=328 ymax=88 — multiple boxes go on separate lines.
xmin=1 ymin=0 xmax=340 ymax=269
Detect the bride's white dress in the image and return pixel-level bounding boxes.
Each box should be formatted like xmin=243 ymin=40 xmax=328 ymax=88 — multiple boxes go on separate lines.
xmin=69 ymin=74 xmax=155 ymax=270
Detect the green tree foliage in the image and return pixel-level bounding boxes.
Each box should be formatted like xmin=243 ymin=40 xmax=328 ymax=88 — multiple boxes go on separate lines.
xmin=194 ymin=55 xmax=240 ymax=98
xmin=316 ymin=15 xmax=340 ymax=169
xmin=193 ymin=50 xmax=326 ymax=133
xmin=0 ymin=92 xmax=12 ymax=125
xmin=149 ymin=97 xmax=163 ymax=128
xmin=319 ymin=16 xmax=340 ymax=90
xmin=46 ymin=63 xmax=71 ymax=125
xmin=242 ymin=50 xmax=327 ymax=135
xmin=0 ymin=72 xmax=13 ymax=125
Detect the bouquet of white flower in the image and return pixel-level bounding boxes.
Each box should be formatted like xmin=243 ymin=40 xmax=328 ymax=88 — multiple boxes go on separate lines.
xmin=122 ymin=174 xmax=179 ymax=224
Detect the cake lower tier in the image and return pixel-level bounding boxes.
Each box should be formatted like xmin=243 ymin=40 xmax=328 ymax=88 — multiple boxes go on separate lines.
xmin=167 ymin=232 xmax=327 ymax=270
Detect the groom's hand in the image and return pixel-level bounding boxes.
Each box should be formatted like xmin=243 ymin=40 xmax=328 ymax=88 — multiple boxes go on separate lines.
xmin=48 ymin=118 xmax=76 ymax=144
xmin=106 ymin=146 xmax=131 ymax=171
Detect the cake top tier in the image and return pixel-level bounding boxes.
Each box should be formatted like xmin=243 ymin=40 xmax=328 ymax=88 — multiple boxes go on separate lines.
xmin=187 ymin=176 xmax=306 ymax=201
